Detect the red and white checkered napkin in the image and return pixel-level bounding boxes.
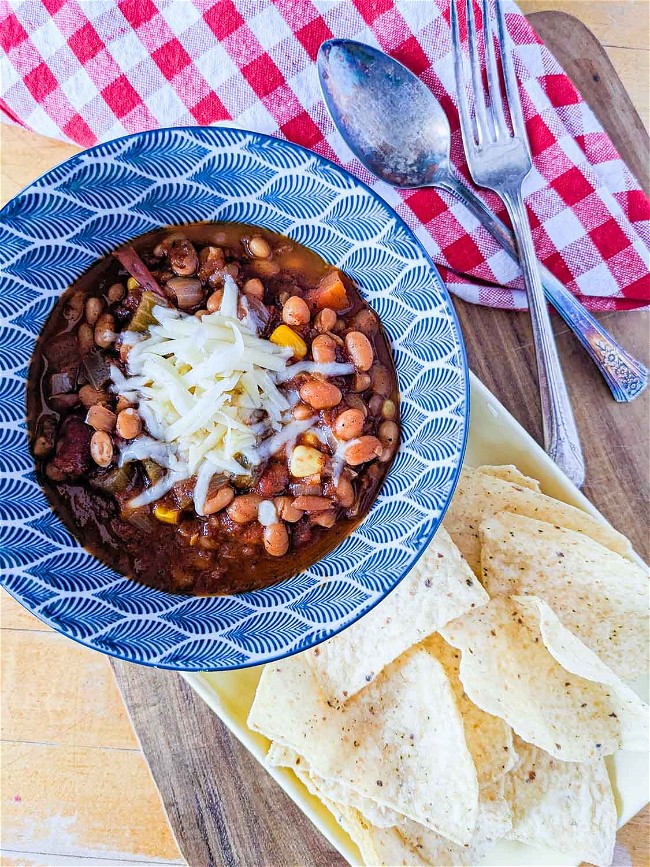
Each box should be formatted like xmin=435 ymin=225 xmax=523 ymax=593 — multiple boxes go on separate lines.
xmin=1 ymin=0 xmax=649 ymax=311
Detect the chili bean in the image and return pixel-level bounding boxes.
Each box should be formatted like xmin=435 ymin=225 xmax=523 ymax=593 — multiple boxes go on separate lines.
xmin=345 ymin=436 xmax=383 ymax=466
xmin=78 ymin=323 xmax=94 ymax=355
xmin=94 ymin=312 xmax=116 ymax=348
xmin=226 ymin=493 xmax=263 ymax=524
xmin=370 ymin=363 xmax=392 ymax=396
xmin=311 ymin=334 xmax=337 ymax=364
xmin=278 ymin=291 xmax=290 ymax=305
xmin=368 ymin=393 xmax=384 ymax=417
xmin=345 ymin=331 xmax=374 ymax=371
xmin=382 ymin=399 xmax=396 ymax=420
xmin=207 ymin=289 xmax=223 ymax=312
xmin=351 ymin=373 xmax=371 ymax=393
xmin=243 ymin=278 xmax=264 ymax=300
xmin=311 ymin=510 xmax=336 ymax=528
xmin=314 ymin=308 xmax=337 ymax=332
xmin=116 ymin=408 xmax=142 ymax=440
xmin=282 ymin=295 xmax=310 ymax=326
xmin=274 ymin=496 xmax=303 ymax=523
xmin=166 ymin=276 xmax=204 ymax=309
xmin=333 ymin=408 xmax=365 ymax=441
xmin=203 ymin=485 xmax=235 ymax=516
xmin=378 ymin=420 xmax=399 ymax=447
xmin=292 ymin=402 xmax=314 ymax=421
xmin=90 ymin=430 xmax=113 ymax=467
xmin=351 ymin=308 xmax=378 ymax=336
xmin=345 ymin=394 xmax=368 ymax=417
xmin=291 ymin=495 xmax=333 ymax=512
xmin=169 ymin=239 xmax=199 ymax=276
xmin=79 ymin=385 xmax=108 ymax=408
xmin=252 ymin=259 xmax=280 ymax=277
xmin=224 ymin=262 xmax=239 ymax=278
xmin=299 ymin=379 xmax=342 ymax=410
xmin=116 ymin=396 xmax=132 ymax=413
xmin=63 ymin=291 xmax=85 ymax=323
xmin=107 ymin=282 xmax=126 ymax=304
xmin=335 ymin=477 xmax=355 ymax=507
xmin=85 ymin=404 xmax=116 ymax=432
xmin=249 ymin=235 xmax=271 ymax=259
xmin=379 ymin=445 xmax=396 ymax=463
xmin=263 ymin=522 xmax=289 ymax=557
xmin=85 ymin=296 xmax=103 ymax=326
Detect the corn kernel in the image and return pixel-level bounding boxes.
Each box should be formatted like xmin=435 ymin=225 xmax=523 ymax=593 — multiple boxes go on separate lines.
xmin=289 ymin=445 xmax=325 ymax=478
xmin=153 ymin=504 xmax=182 ymax=524
xmin=270 ymin=324 xmax=307 ymax=360
xmin=127 ymin=277 xmax=140 ymax=292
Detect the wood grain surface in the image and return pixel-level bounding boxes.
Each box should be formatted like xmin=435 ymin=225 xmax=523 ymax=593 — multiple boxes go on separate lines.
xmin=111 ymin=10 xmax=650 ymax=867
xmin=0 ymin=5 xmax=647 ymax=867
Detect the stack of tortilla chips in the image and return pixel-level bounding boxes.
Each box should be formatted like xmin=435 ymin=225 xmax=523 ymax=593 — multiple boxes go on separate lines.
xmin=248 ymin=466 xmax=649 ymax=867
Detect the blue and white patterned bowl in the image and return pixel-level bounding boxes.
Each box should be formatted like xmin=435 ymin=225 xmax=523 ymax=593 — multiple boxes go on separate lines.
xmin=0 ymin=127 xmax=468 ymax=671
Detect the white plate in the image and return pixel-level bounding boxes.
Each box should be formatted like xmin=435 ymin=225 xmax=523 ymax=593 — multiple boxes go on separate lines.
xmin=183 ymin=372 xmax=649 ymax=866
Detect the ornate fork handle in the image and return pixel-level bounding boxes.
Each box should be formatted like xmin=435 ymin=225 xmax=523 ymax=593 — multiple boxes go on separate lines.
xmin=441 ymin=175 xmax=648 ymax=403
xmin=503 ymin=186 xmax=585 ymax=486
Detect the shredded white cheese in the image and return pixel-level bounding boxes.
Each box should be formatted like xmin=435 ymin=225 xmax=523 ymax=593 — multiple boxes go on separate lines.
xmin=111 ymin=275 xmax=298 ymax=514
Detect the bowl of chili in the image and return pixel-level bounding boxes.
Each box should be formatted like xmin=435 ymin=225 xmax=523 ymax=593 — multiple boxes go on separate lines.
xmin=0 ymin=126 xmax=468 ymax=670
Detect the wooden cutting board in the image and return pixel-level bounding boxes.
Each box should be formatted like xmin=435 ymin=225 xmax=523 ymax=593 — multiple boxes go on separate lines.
xmin=110 ymin=12 xmax=650 ymax=867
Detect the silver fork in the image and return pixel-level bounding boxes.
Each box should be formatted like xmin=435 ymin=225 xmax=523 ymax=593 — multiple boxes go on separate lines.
xmin=451 ymin=0 xmax=585 ymax=487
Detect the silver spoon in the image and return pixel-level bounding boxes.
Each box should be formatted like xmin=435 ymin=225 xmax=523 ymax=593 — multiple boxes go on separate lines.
xmin=317 ymin=39 xmax=647 ymax=404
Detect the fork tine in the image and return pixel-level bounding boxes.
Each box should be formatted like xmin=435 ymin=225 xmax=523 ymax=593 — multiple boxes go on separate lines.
xmin=494 ymin=0 xmax=529 ymax=144
xmin=450 ymin=0 xmax=478 ymax=154
xmin=481 ymin=0 xmax=509 ymax=136
xmin=464 ymin=0 xmax=491 ymax=144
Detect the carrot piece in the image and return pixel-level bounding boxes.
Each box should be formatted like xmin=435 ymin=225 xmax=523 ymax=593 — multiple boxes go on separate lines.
xmin=305 ymin=271 xmax=349 ymax=312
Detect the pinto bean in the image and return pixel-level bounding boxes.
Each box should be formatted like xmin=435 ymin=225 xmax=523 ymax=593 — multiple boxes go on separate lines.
xmin=90 ymin=430 xmax=113 ymax=467
xmin=282 ymin=295 xmax=310 ymax=326
xmin=249 ymin=235 xmax=271 ymax=258
xmin=263 ymin=522 xmax=289 ymax=556
xmin=345 ymin=436 xmax=383 ymax=466
xmin=311 ymin=510 xmax=336 ymax=528
xmin=292 ymin=402 xmax=314 ymax=421
xmin=85 ymin=296 xmax=103 ymax=326
xmin=335 ymin=477 xmax=355 ymax=507
xmin=351 ymin=308 xmax=378 ymax=336
xmin=378 ymin=420 xmax=399 ymax=447
xmin=274 ymin=496 xmax=304 ymax=523
xmin=311 ymin=334 xmax=337 ymax=364
xmin=345 ymin=394 xmax=368 ymax=417
xmin=351 ymin=373 xmax=371 ymax=393
xmin=226 ymin=493 xmax=263 ymax=524
xmin=345 ymin=331 xmax=374 ymax=371
xmin=203 ymin=485 xmax=235 ymax=516
xmin=63 ymin=291 xmax=85 ymax=323
xmin=333 ymin=408 xmax=365 ymax=441
xmin=368 ymin=393 xmax=384 ymax=417
xmin=94 ymin=312 xmax=116 ymax=348
xmin=370 ymin=363 xmax=392 ymax=396
xmin=207 ymin=289 xmax=223 ymax=312
xmin=291 ymin=495 xmax=333 ymax=512
xmin=85 ymin=404 xmax=116 ymax=432
xmin=116 ymin=408 xmax=142 ymax=440
xmin=169 ymin=239 xmax=199 ymax=276
xmin=107 ymin=282 xmax=126 ymax=304
xmin=382 ymin=399 xmax=397 ymax=419
xmin=314 ymin=308 xmax=337 ymax=332
xmin=299 ymin=379 xmax=342 ymax=410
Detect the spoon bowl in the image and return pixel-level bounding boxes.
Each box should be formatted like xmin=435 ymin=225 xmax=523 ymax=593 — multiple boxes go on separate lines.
xmin=318 ymin=39 xmax=452 ymax=187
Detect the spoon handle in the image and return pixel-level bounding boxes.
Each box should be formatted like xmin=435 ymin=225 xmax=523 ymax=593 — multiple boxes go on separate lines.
xmin=438 ymin=175 xmax=647 ymax=403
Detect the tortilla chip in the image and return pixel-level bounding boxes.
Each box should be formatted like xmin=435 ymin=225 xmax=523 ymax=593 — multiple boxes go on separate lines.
xmin=423 ymin=633 xmax=516 ymax=786
xmin=443 ymin=467 xmax=633 ymax=575
xmin=479 ymin=511 xmax=649 ymax=681
xmin=441 ymin=595 xmax=648 ymax=762
xmin=306 ymin=527 xmax=487 ymax=706
xmin=477 ymin=464 xmax=541 ymax=492
xmin=505 ymin=735 xmax=616 ymax=867
xmin=267 ymin=743 xmax=401 ymax=828
xmin=249 ymin=647 xmax=479 ymax=845
xmin=330 ymin=780 xmax=510 ymax=867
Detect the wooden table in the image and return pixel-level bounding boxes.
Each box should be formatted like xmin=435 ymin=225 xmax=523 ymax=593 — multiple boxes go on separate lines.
xmin=1 ymin=3 xmax=648 ymax=865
